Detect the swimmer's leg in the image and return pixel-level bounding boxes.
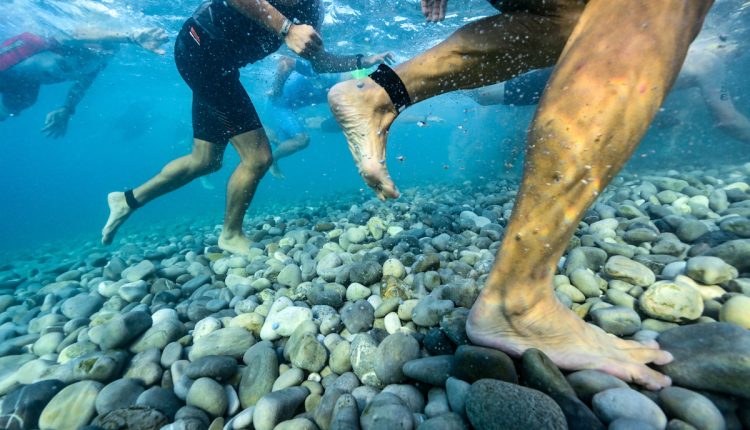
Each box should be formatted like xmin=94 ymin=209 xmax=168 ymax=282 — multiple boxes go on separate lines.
xmin=218 ymin=128 xmax=272 ymax=255
xmin=101 ymin=139 xmax=224 ymax=245
xmin=270 ymin=133 xmax=310 ymax=178
xmin=328 ymin=6 xmax=582 ymax=199
xmin=467 ymin=0 xmax=713 ymax=389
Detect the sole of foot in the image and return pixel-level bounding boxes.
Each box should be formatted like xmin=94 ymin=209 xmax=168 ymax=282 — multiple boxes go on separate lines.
xmin=101 ymin=192 xmax=133 ymax=245
xmin=328 ymin=79 xmax=400 ymax=200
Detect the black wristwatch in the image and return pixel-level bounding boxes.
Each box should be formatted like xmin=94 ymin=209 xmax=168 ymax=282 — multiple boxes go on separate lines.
xmin=356 ymin=54 xmax=364 ymax=69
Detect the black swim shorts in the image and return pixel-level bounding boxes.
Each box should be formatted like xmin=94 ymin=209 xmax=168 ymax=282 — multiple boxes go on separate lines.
xmin=174 ymin=19 xmax=262 ymax=144
xmin=487 ymin=0 xmax=587 ymax=13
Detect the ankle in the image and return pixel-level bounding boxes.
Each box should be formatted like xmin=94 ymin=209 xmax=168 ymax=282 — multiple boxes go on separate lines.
xmin=220 ymin=230 xmax=243 ymax=240
xmin=474 ymin=281 xmax=558 ymax=320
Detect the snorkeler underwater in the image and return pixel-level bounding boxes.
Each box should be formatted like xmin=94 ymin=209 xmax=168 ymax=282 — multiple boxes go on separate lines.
xmin=0 ymin=0 xmax=749 ymax=429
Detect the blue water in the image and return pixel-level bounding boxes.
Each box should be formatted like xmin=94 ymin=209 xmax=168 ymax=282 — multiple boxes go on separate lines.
xmin=0 ymin=0 xmax=748 ymax=253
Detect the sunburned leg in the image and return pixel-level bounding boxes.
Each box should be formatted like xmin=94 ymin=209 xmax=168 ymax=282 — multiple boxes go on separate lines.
xmin=269 ymin=134 xmax=310 ymax=178
xmin=101 ymin=139 xmax=224 ymax=245
xmin=218 ymin=128 xmax=272 ymax=255
xmin=466 ymin=0 xmax=713 ymax=390
xmin=328 ymin=6 xmax=582 ymax=199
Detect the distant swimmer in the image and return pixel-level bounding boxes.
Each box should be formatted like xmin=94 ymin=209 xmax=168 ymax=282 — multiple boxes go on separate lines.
xmin=101 ymin=0 xmax=391 ymax=256
xmin=470 ymin=33 xmax=750 ymax=144
xmin=328 ymin=0 xmax=713 ymax=388
xmin=267 ymin=53 xmax=394 ymax=178
xmin=0 ymin=28 xmax=167 ymax=137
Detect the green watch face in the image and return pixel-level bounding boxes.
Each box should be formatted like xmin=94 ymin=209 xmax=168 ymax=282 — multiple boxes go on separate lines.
xmin=351 ymin=66 xmax=375 ymax=79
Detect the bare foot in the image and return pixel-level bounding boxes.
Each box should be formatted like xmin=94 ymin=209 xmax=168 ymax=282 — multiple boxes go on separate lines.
xmin=466 ymin=291 xmax=674 ymax=390
xmin=101 ymin=192 xmax=133 ymax=245
xmin=269 ymin=161 xmax=285 ymax=179
xmin=218 ymin=232 xmax=253 ymax=256
xmin=328 ymin=79 xmax=400 ymax=200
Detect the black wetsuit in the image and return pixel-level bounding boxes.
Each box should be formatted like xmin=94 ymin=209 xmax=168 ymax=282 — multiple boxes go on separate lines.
xmin=175 ymin=0 xmax=322 ymax=143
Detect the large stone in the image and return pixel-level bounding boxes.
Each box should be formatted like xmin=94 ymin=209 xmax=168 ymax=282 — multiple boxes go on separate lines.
xmin=566 ymin=370 xmax=628 ymax=403
xmin=253 ymin=386 xmax=309 ymax=430
xmin=450 ymin=345 xmax=517 ymax=384
xmin=658 ymin=387 xmax=725 ymax=430
xmin=89 ymin=310 xmax=152 ymax=350
xmin=39 ymin=380 xmax=103 ymax=430
xmin=61 ymin=293 xmax=104 ymax=319
xmin=350 ymin=334 xmax=383 ymax=388
xmin=639 ymin=280 xmax=703 ymax=323
xmin=260 ymin=304 xmax=312 ymax=341
xmin=604 ymin=256 xmax=655 ymax=287
xmin=720 ymin=216 xmax=750 ymax=237
xmin=360 ymin=392 xmax=414 ymax=430
xmin=657 ymin=323 xmax=750 ymax=399
xmin=719 ymin=295 xmax=750 ymax=329
xmin=330 ymin=393 xmax=360 ymax=430
xmin=564 ymin=247 xmax=608 ymax=275
xmin=403 ymin=356 xmax=453 ymax=387
xmin=676 ymin=220 xmax=709 ymax=243
xmin=592 ymin=387 xmax=667 ymax=429
xmin=136 ymin=386 xmax=182 ymax=420
xmin=96 ymin=378 xmax=145 ymax=415
xmin=349 ymin=261 xmax=383 ymax=286
xmin=381 ymin=384 xmax=425 ymax=414
xmin=124 ymin=349 xmax=163 ymax=386
xmin=703 ymin=239 xmax=750 ymax=272
xmin=413 ymin=254 xmax=441 ymax=273
xmin=130 ymin=319 xmax=186 ymax=353
xmin=187 ymin=377 xmax=227 ymax=418
xmin=685 ymin=256 xmax=738 ymax=285
xmin=374 ymin=333 xmax=420 ymax=384
xmin=122 ymin=260 xmax=156 ymax=282
xmin=239 ymin=342 xmax=278 ymax=408
xmin=277 ymin=265 xmax=303 ymax=288
xmin=307 ymin=283 xmax=346 ymax=308
xmin=185 ymin=355 xmax=238 ymax=382
xmin=590 ymin=306 xmax=641 ymax=336
xmin=521 ymin=349 xmax=604 ymax=430
xmin=340 ymin=299 xmax=375 ymax=334
xmin=466 ymin=379 xmax=566 ymax=430
xmin=418 ymin=413 xmax=467 ymax=430
xmin=0 ymin=380 xmax=65 ymax=430
xmin=92 ymin=406 xmax=168 ymax=430
xmin=189 ymin=327 xmax=255 ymax=361
xmin=289 ymin=332 xmax=328 ymax=373
xmin=42 ymin=351 xmax=127 ymax=384
xmin=313 ymin=387 xmax=345 ymax=430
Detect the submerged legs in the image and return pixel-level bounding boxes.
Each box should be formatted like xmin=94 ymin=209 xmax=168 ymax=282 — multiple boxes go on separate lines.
xmin=102 ymin=129 xmax=271 ymax=256
xmin=466 ymin=0 xmax=713 ymax=389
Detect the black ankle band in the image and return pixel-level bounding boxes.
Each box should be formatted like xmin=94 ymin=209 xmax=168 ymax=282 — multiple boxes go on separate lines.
xmin=368 ymin=64 xmax=411 ymax=113
xmin=124 ymin=189 xmax=141 ymax=209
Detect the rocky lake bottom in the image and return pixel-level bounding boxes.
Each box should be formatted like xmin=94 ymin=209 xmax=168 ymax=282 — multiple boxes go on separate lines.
xmin=0 ymin=163 xmax=749 ymax=430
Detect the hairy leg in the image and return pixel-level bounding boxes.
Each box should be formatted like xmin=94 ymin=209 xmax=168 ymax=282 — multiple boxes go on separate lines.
xmin=328 ymin=6 xmax=582 ymax=199
xmin=467 ymin=0 xmax=713 ymax=390
xmin=101 ymin=139 xmax=224 ymax=244
xmin=218 ymin=128 xmax=272 ymax=255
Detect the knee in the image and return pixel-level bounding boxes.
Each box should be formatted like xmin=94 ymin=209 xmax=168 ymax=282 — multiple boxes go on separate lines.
xmin=189 ymin=155 xmax=222 ymax=176
xmin=244 ymin=146 xmax=272 ymax=174
xmin=294 ymin=134 xmax=310 ymax=150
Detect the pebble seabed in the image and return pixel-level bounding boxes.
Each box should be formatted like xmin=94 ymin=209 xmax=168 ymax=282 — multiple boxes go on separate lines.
xmin=1 ymin=164 xmax=750 ymax=430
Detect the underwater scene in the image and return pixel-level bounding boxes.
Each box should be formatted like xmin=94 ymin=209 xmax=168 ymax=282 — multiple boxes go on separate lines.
xmin=0 ymin=0 xmax=749 ymax=429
